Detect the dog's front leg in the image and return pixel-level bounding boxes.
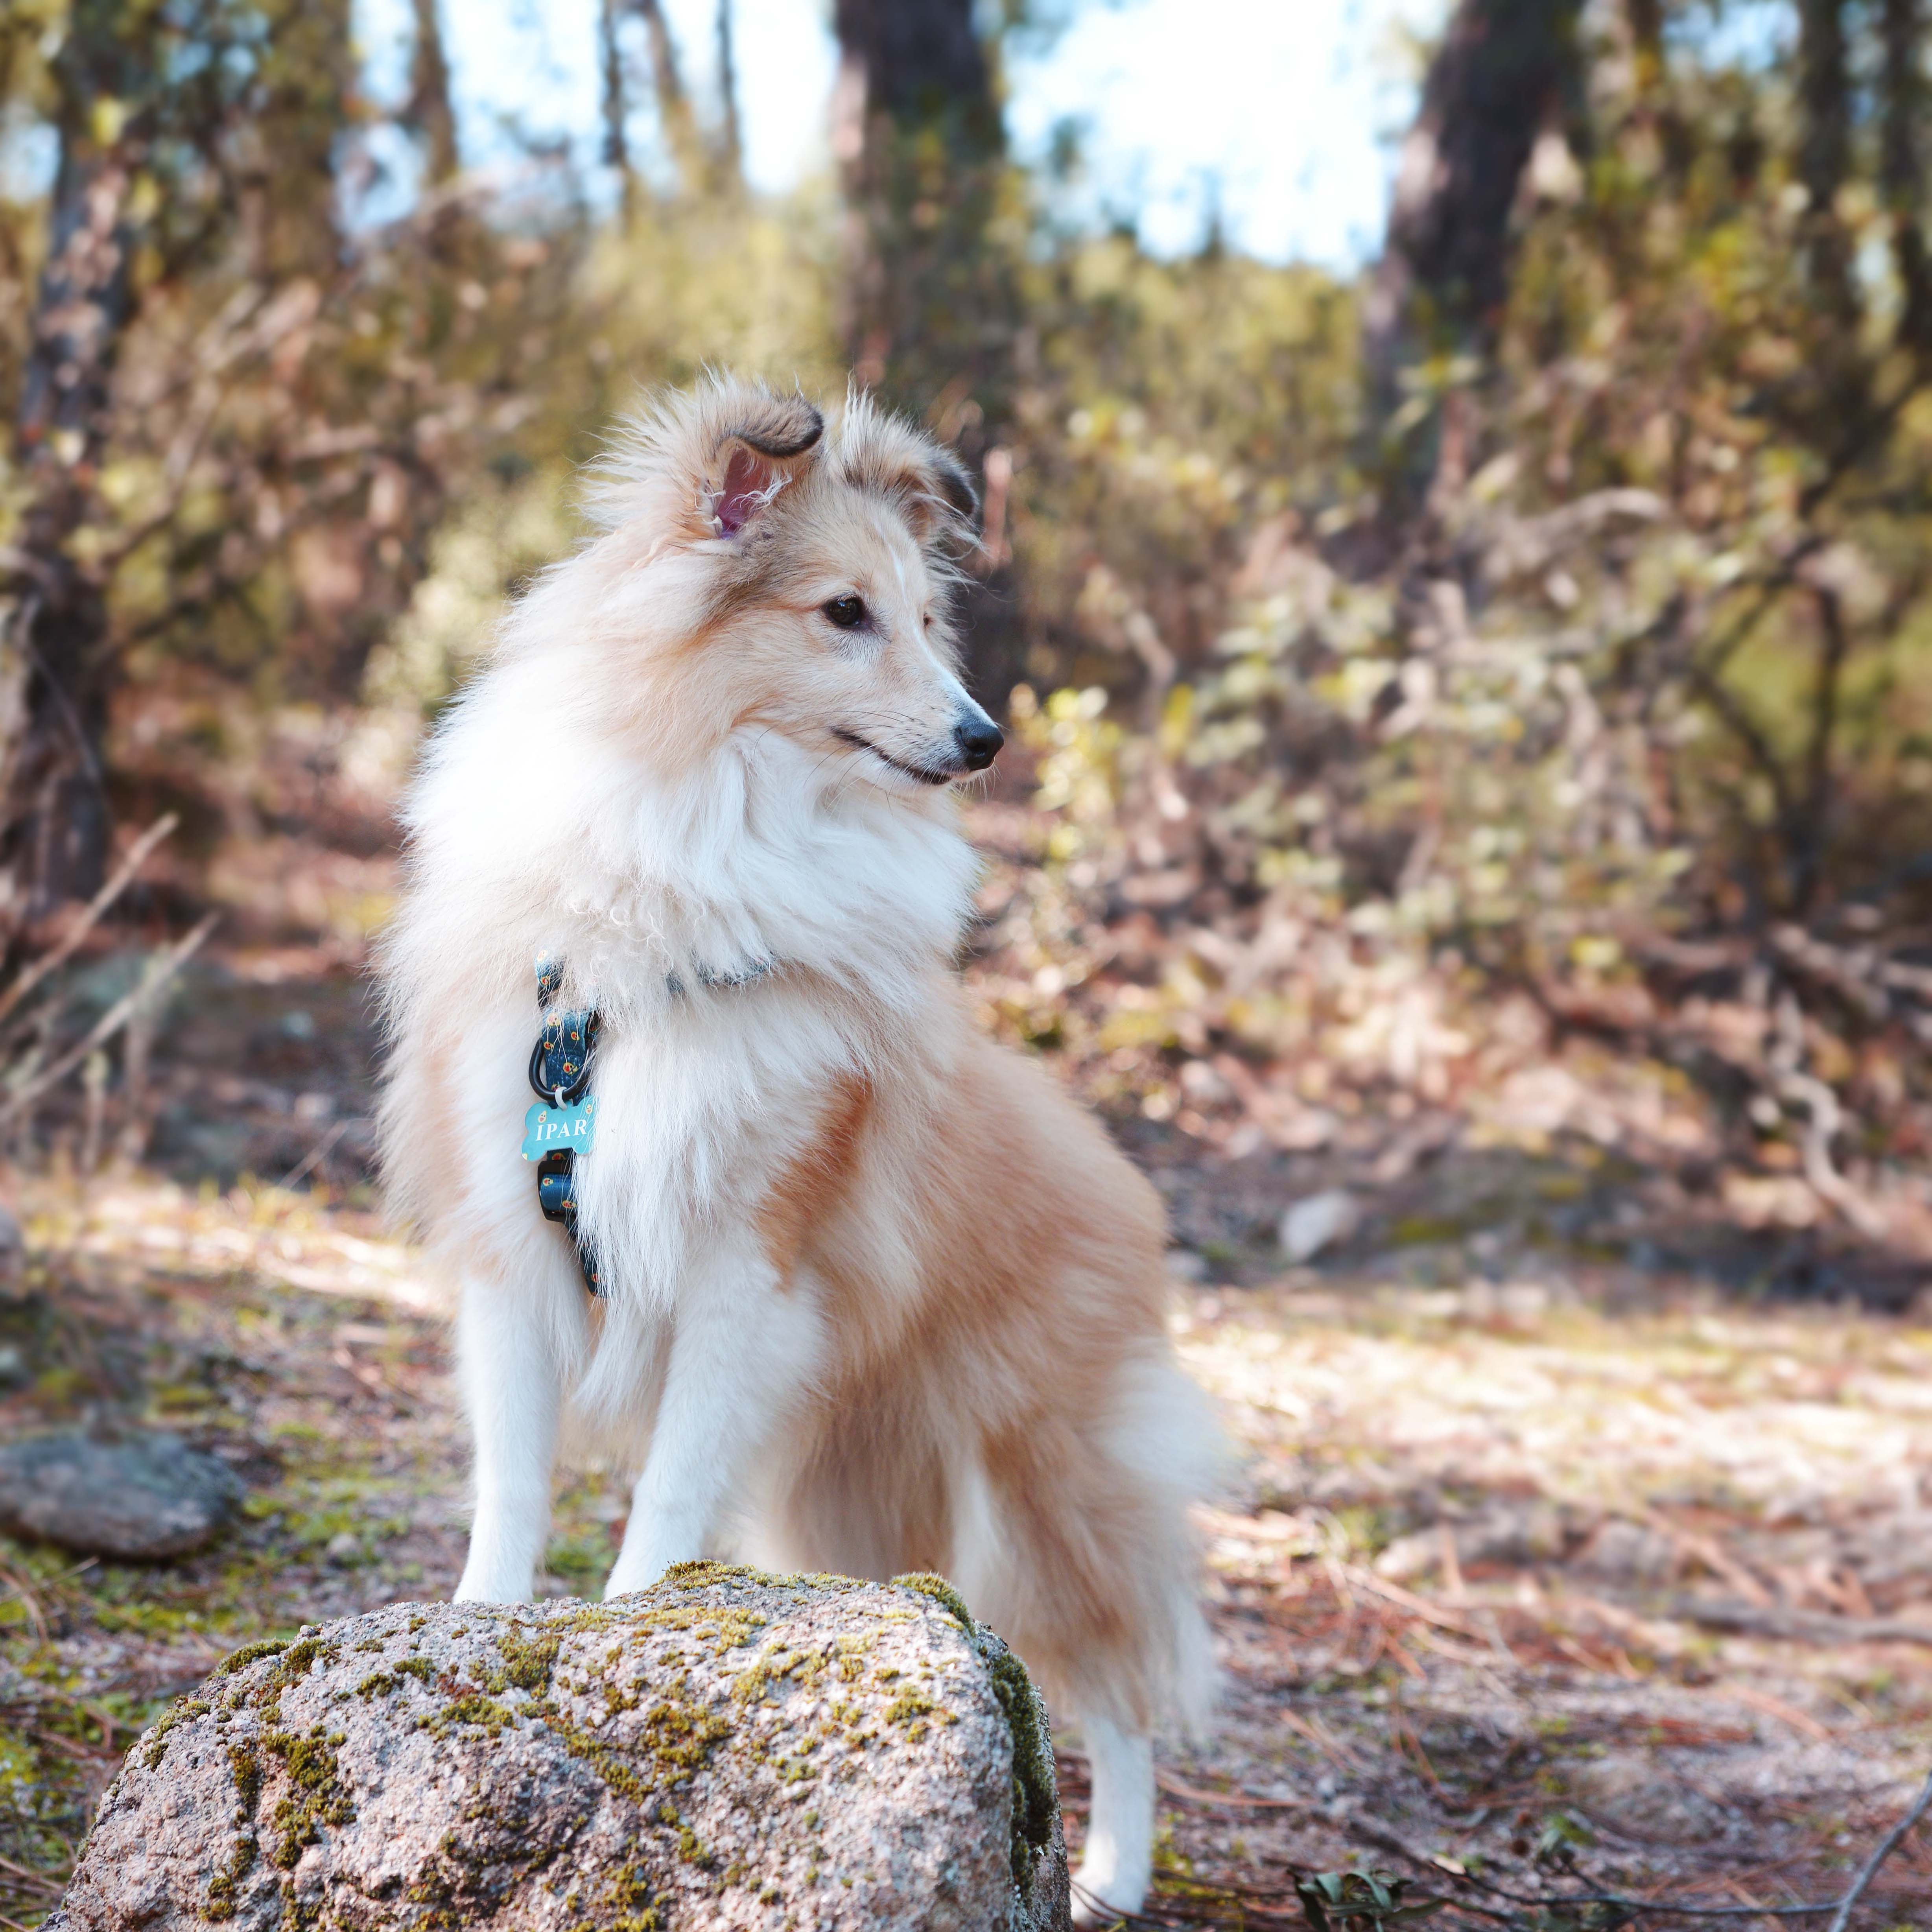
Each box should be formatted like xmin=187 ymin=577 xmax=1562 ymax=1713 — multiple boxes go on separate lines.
xmin=454 ymin=1265 xmax=574 ymax=1603
xmin=604 ymin=1233 xmax=820 ymax=1596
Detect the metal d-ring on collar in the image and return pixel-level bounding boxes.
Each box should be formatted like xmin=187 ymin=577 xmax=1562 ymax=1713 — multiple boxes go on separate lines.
xmin=529 ymin=955 xmax=602 ymax=1296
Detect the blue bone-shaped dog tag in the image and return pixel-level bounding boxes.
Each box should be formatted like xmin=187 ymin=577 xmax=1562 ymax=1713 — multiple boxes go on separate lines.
xmin=522 ymin=1096 xmax=597 ymax=1161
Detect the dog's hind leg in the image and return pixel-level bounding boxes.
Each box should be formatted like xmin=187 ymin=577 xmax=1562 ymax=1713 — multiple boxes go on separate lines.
xmin=1070 ymin=1712 xmax=1155 ymax=1926
xmin=454 ymin=1265 xmax=575 ymax=1603
xmin=604 ymin=1233 xmax=825 ymax=1596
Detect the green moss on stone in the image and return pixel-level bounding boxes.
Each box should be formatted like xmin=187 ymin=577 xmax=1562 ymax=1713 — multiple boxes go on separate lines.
xmin=141 ymin=1695 xmax=210 ymax=1768
xmin=204 ymin=1832 xmax=256 ymax=1920
xmin=212 ymin=1639 xmax=290 ymax=1679
xmin=986 ymin=1648 xmax=1057 ymax=1892
xmin=883 ymin=1686 xmax=938 ymax=1730
xmin=419 ymin=1689 xmax=517 ymax=1739
xmin=892 ymin=1571 xmax=1060 ymax=1891
xmin=262 ymin=1724 xmax=354 ymax=1867
xmin=356 ymin=1654 xmax=433 ymax=1699
xmin=658 ymin=1560 xmax=751 ymax=1589
xmin=499 ymin=1626 xmax=561 ymax=1693
xmin=891 ymin=1573 xmax=974 ymax=1630
xmin=229 ymin=1740 xmax=263 ymax=1813
xmin=656 ymin=1801 xmax=710 ymax=1868
xmin=601 ymin=1856 xmax=663 ymax=1932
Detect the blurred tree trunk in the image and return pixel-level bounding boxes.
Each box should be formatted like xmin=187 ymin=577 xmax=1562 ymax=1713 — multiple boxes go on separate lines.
xmin=1880 ymin=0 xmax=1932 ymax=362
xmin=406 ymin=0 xmax=461 ymax=188
xmin=832 ymin=0 xmax=1023 ymax=700
xmin=1797 ymin=0 xmax=1856 ymax=330
xmin=600 ymin=0 xmax=634 ymax=220
xmin=637 ymin=0 xmax=706 ymax=195
xmin=1364 ymin=0 xmax=1584 ymax=480
xmin=248 ymin=0 xmax=355 ymax=279
xmin=0 ymin=0 xmax=148 ymax=935
xmin=716 ymin=0 xmax=743 ymax=192
xmin=1626 ymin=0 xmax=1663 ymax=77
xmin=832 ymin=0 xmax=1007 ymax=399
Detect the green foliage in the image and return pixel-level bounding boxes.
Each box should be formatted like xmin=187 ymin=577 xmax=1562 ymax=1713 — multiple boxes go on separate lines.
xmin=1011 ymin=236 xmax=1360 ymax=685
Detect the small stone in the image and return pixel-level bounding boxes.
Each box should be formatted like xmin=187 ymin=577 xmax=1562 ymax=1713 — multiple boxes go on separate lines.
xmin=1278 ymin=1189 xmax=1361 ymax=1263
xmin=0 ymin=1430 xmax=242 ymax=1560
xmin=50 ymin=1567 xmax=1071 ymax=1932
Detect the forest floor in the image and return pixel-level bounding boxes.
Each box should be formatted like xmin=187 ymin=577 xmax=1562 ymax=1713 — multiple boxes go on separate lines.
xmin=3 ymin=773 xmax=1932 ymax=1931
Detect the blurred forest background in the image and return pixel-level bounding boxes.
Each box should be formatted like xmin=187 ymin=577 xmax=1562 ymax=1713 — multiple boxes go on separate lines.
xmin=6 ymin=0 xmax=1932 ymax=1291
xmin=8 ymin=0 xmax=1932 ymax=1927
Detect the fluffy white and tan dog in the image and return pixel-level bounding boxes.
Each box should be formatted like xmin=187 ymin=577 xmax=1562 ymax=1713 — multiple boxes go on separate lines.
xmin=375 ymin=375 xmax=1213 ymax=1921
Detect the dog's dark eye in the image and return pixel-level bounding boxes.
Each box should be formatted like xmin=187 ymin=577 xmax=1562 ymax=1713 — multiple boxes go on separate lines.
xmin=822 ymin=595 xmax=867 ymax=630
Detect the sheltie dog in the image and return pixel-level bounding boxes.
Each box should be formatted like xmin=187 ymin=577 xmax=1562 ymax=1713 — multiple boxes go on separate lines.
xmin=375 ymin=375 xmax=1214 ymax=1921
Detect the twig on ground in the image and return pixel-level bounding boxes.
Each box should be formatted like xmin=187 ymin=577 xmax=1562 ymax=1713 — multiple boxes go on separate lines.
xmin=0 ymin=1853 xmax=63 ymax=1895
xmin=1677 ymin=1599 xmax=1932 ymax=1650
xmin=1823 ymin=1763 xmax=1932 ymax=1932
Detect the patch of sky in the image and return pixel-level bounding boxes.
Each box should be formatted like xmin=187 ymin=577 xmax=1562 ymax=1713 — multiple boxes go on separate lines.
xmin=1667 ymin=0 xmax=1792 ymax=71
xmin=1005 ymin=0 xmax=1447 ymax=269
xmin=0 ymin=104 xmax=57 ymax=205
xmin=350 ymin=0 xmax=835 ymax=223
xmin=345 ymin=0 xmax=1445 ymax=269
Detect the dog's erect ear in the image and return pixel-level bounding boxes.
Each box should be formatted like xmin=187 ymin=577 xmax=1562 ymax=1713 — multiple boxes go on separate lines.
xmin=890 ymin=443 xmax=978 ymax=546
xmin=835 ymin=393 xmax=979 ymax=547
xmin=707 ymin=396 xmax=824 ymax=538
xmin=918 ymin=446 xmax=979 ymax=531
xmin=584 ymin=380 xmax=828 ymax=540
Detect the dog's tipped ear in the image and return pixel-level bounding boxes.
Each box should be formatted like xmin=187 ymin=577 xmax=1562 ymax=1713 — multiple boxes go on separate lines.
xmin=706 ymin=396 xmax=824 ymax=538
xmin=732 ymin=395 xmax=824 ymax=463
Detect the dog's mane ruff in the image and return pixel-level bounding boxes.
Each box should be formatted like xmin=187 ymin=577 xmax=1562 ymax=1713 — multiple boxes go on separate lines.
xmin=380 ymin=660 xmax=979 ymax=1032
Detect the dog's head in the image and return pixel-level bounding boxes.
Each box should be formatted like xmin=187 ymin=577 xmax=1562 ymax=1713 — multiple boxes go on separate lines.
xmin=579 ymin=376 xmax=1001 ymax=793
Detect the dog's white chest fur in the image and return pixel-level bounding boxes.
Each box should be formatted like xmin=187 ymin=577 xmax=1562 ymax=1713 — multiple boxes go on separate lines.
xmin=570 ymin=980 xmax=863 ymax=1305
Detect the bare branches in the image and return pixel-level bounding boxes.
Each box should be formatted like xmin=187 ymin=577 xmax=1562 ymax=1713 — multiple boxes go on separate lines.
xmin=1793 ymin=586 xmax=1848 ymax=918
xmin=0 ymin=911 xmax=215 ymax=1126
xmin=0 ymin=811 xmax=176 ymax=1027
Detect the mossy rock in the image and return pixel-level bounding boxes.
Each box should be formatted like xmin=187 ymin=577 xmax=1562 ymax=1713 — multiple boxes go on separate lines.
xmin=48 ymin=1568 xmax=1069 ymax=1932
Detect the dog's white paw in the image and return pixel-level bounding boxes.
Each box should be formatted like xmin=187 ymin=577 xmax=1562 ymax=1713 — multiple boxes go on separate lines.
xmin=1071 ymin=1838 xmax=1150 ymax=1927
xmin=603 ymin=1542 xmax=682 ymax=1598
xmin=453 ymin=1561 xmax=536 ymax=1604
xmin=1070 ymin=1869 xmax=1143 ymax=1928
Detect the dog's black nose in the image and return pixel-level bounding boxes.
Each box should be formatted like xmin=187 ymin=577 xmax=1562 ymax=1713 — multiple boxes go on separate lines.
xmin=954 ymin=715 xmax=1005 ymax=771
